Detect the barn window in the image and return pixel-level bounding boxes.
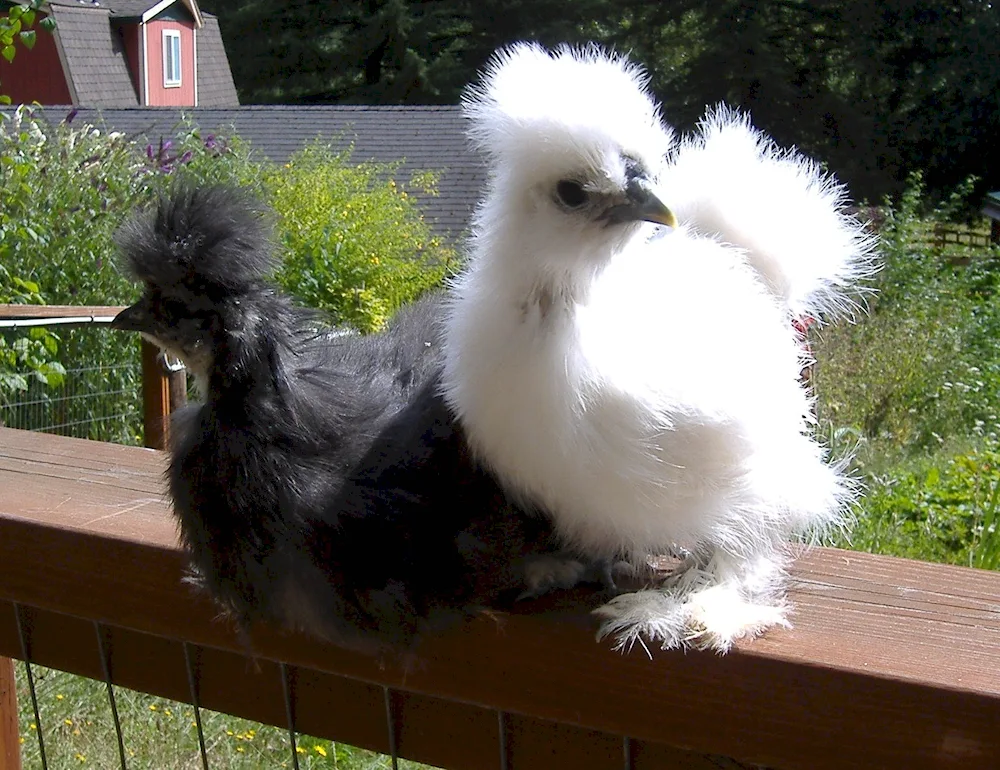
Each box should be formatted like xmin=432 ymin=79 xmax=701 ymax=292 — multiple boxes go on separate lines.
xmin=163 ymin=29 xmax=182 ymax=87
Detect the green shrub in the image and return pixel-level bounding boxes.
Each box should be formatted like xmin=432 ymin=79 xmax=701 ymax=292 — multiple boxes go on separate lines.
xmin=265 ymin=141 xmax=455 ymax=332
xmin=0 ymin=107 xmax=261 ymax=442
xmin=814 ymin=174 xmax=1000 ymax=567
xmin=1 ymin=107 xmax=454 ymax=441
xmin=0 ymin=264 xmax=65 ymax=396
xmin=842 ymin=443 xmax=1000 ymax=570
xmin=813 ymin=174 xmax=1000 ymax=458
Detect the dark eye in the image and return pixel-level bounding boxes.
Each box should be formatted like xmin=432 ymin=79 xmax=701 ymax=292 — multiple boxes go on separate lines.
xmin=555 ymin=180 xmax=588 ymax=208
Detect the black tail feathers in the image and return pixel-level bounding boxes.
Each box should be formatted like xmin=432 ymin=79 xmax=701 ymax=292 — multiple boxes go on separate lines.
xmin=114 ymin=183 xmax=276 ymax=299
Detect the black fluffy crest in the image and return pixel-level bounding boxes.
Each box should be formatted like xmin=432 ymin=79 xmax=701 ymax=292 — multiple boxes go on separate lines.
xmin=114 ymin=184 xmax=275 ymax=299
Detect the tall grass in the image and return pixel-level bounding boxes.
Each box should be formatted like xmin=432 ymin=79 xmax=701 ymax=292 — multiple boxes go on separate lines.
xmin=812 ymin=174 xmax=1000 ymax=568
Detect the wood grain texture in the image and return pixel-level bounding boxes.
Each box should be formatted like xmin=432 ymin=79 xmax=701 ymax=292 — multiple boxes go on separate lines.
xmin=0 ymin=656 xmax=19 ymax=770
xmin=1 ymin=427 xmax=999 ymax=769
xmin=0 ymin=305 xmax=124 ymax=320
xmin=140 ymin=340 xmax=171 ymax=450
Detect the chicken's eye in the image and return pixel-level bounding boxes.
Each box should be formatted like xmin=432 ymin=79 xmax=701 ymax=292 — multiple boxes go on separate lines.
xmin=555 ymin=180 xmax=588 ymax=209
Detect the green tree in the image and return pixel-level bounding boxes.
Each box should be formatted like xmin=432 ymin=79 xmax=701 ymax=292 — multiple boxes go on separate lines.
xmin=201 ymin=0 xmax=1000 ymax=204
xmin=0 ymin=0 xmax=54 ymax=104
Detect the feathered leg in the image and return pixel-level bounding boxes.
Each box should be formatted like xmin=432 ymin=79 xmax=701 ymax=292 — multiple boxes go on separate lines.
xmin=593 ymin=547 xmax=790 ymax=653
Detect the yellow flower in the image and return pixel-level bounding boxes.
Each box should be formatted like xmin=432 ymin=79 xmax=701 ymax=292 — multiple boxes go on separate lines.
xmin=226 ymin=730 xmax=234 ymax=736
xmin=56 ymin=694 xmax=65 ymax=701
xmin=75 ymin=754 xmax=86 ymax=763
xmin=314 ymin=745 xmax=327 ymax=757
xmin=236 ymin=746 xmax=245 ymax=753
xmin=296 ymin=746 xmax=307 ymax=755
xmin=148 ymin=704 xmax=157 ymax=712
xmin=64 ymin=719 xmax=73 ymax=726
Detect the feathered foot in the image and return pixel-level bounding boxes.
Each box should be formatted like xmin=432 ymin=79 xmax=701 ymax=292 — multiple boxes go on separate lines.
xmin=593 ymin=550 xmax=790 ymax=654
xmin=518 ymin=553 xmax=632 ymax=600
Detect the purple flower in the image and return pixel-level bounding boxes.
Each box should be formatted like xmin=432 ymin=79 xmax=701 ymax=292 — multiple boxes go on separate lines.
xmin=179 ymin=150 xmax=193 ymax=164
xmin=64 ymin=108 xmax=78 ymax=125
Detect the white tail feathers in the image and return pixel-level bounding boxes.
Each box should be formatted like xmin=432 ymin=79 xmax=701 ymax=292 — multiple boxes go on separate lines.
xmin=662 ymin=105 xmax=879 ymax=322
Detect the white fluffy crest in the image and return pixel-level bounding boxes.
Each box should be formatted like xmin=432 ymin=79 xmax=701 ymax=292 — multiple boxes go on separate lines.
xmin=463 ymin=42 xmax=673 ymax=176
xmin=662 ymin=104 xmax=879 ymax=321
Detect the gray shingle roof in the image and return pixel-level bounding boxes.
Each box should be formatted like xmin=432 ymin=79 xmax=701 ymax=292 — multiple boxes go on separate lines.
xmin=43 ymin=1 xmax=236 ymax=107
xmin=47 ymin=0 xmax=193 ymax=20
xmin=196 ymin=17 xmax=239 ymax=107
xmin=100 ymin=0 xmax=166 ymax=18
xmin=49 ymin=3 xmax=140 ymax=106
xmin=2 ymin=105 xmax=485 ymax=239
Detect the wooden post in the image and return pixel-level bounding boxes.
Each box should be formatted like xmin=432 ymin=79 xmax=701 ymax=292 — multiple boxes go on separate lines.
xmin=167 ymin=368 xmax=187 ymax=414
xmin=0 ymin=656 xmax=21 ymax=770
xmin=141 ymin=340 xmax=171 ymax=450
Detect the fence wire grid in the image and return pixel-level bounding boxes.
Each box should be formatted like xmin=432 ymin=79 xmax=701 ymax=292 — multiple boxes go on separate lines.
xmin=0 ymin=325 xmax=143 ymax=446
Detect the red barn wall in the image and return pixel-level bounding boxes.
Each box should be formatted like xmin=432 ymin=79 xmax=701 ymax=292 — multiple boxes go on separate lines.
xmin=144 ymin=18 xmax=195 ymax=106
xmin=0 ymin=24 xmax=72 ymax=105
xmin=119 ymin=22 xmax=143 ymax=100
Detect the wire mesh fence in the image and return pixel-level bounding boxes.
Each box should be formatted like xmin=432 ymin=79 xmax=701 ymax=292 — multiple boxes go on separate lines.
xmin=10 ymin=657 xmax=432 ymax=770
xmin=0 ymin=324 xmax=143 ymax=446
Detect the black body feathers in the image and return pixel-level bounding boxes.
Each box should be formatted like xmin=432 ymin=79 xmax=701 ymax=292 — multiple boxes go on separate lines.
xmin=113 ymin=185 xmax=563 ymax=655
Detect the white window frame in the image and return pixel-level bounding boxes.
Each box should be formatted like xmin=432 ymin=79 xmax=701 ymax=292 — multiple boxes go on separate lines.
xmin=162 ymin=29 xmax=182 ymax=88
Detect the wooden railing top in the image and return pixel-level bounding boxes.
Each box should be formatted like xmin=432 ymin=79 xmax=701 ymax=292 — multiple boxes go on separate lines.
xmin=1 ymin=426 xmax=1000 ymax=769
xmin=0 ymin=305 xmax=126 ymax=320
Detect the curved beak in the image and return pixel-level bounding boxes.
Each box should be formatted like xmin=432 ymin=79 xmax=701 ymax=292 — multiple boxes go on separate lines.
xmin=603 ymin=179 xmax=678 ymax=229
xmin=111 ymin=301 xmax=152 ymax=333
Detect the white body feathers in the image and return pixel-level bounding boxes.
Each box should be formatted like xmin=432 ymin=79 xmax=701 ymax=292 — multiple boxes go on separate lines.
xmin=442 ymin=44 xmax=875 ymax=652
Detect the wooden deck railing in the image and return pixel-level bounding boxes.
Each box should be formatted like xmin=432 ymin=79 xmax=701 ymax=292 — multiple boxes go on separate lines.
xmin=1 ymin=426 xmax=1000 ymax=769
xmin=0 ymin=304 xmax=185 ymax=449
xmin=3 ymin=305 xmax=1000 ymax=767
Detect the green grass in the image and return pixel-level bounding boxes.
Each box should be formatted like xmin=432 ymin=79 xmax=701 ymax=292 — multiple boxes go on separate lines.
xmin=810 ymin=177 xmax=1000 ymax=571
xmin=15 ymin=664 xmax=435 ymax=769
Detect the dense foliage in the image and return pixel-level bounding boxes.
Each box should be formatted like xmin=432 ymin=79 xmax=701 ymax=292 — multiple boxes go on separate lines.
xmin=812 ymin=179 xmax=1000 ymax=568
xmin=0 ymin=107 xmax=452 ymax=440
xmin=262 ymin=142 xmax=452 ymax=332
xmin=200 ymin=0 xmax=1000 ymax=204
xmin=0 ymin=264 xmax=64 ymax=395
xmin=0 ymin=0 xmax=52 ymax=104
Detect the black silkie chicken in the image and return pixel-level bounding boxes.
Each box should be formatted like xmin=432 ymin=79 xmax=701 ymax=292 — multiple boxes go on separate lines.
xmin=111 ymin=185 xmax=581 ymax=656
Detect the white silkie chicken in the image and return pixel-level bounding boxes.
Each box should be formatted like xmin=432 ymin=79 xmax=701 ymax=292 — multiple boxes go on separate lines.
xmin=440 ymin=43 xmax=876 ymax=652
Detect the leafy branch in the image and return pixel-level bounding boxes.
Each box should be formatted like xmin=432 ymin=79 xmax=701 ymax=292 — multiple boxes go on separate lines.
xmin=0 ymin=0 xmax=54 ymax=104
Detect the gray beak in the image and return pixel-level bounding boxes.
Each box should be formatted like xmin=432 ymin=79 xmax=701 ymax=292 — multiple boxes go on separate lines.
xmin=111 ymin=302 xmax=153 ymax=333
xmin=603 ymin=179 xmax=678 ymax=229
